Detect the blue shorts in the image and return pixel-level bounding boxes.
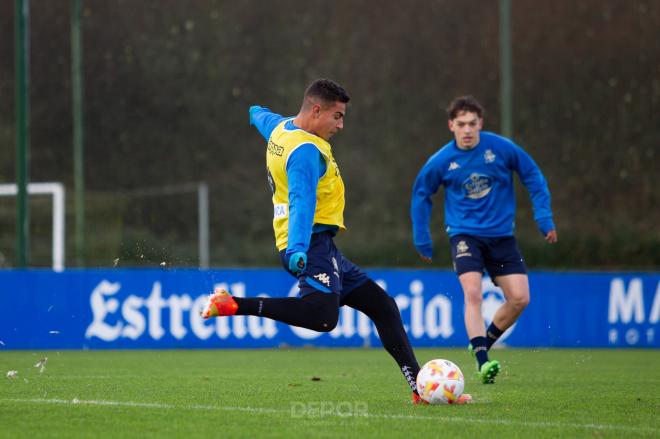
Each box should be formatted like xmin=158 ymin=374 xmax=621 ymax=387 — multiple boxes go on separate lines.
xmin=449 ymin=234 xmax=527 ymax=280
xmin=280 ymin=231 xmax=369 ymax=299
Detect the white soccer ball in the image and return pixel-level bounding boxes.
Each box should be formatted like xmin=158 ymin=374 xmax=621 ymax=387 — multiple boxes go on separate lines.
xmin=416 ymin=359 xmax=465 ymax=405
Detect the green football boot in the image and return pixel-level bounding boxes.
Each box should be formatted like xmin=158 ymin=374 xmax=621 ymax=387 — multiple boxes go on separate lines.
xmin=478 ymin=360 xmax=501 ymax=384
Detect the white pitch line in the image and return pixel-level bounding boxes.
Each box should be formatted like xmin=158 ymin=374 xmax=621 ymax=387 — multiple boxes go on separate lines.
xmin=2 ymin=398 xmax=657 ymax=435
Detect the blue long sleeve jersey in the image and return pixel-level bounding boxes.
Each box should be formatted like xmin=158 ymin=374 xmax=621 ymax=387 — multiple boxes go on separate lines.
xmin=411 ymin=132 xmax=554 ymax=258
xmin=249 ymin=106 xmax=336 ymax=255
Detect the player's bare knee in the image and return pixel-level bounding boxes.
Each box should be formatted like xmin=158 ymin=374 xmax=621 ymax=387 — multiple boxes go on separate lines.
xmin=510 ymin=293 xmax=530 ymax=311
xmin=464 ymin=289 xmax=483 ymax=306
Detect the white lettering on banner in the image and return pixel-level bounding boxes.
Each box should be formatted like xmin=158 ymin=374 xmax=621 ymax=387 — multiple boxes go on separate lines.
xmin=146 ymin=282 xmax=166 ymax=340
xmin=608 ymin=329 xmax=617 ymax=344
xmin=80 ymin=276 xmax=549 ymax=344
xmin=85 ymin=280 xmax=278 ymax=342
xmin=121 ymin=296 xmax=145 ymax=340
xmin=425 ymin=295 xmax=453 ymax=338
xmin=401 ymin=280 xmax=455 ymax=340
xmin=168 ymin=295 xmax=192 ymax=340
xmin=608 ymin=278 xmax=644 ymax=323
xmin=215 ymin=314 xmax=231 ymax=339
xmin=625 ymin=328 xmax=639 ymax=344
xmin=650 ymin=282 xmax=660 ymax=324
xmin=607 ymin=278 xmax=659 ymax=346
xmin=85 ymin=280 xmax=122 ymax=341
xmin=410 ymin=281 xmax=425 ymax=338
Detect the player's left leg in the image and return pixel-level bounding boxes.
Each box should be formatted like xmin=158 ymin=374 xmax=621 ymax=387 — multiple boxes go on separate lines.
xmin=484 ymin=236 xmax=529 ymax=350
xmin=488 ymin=273 xmax=530 ymax=348
xmin=341 ymin=279 xmax=421 ymax=393
xmin=338 ymin=265 xmax=474 ymax=404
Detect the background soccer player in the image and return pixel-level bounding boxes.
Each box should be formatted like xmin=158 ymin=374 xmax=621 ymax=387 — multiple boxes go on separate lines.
xmin=410 ymin=96 xmax=557 ymax=384
xmin=202 ymin=79 xmax=467 ymax=404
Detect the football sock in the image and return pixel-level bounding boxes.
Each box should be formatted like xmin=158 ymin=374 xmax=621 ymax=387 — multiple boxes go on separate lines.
xmin=342 ymin=280 xmax=421 ymax=393
xmin=233 ymin=292 xmax=339 ymax=332
xmin=486 ymin=322 xmax=504 ymax=349
xmin=470 ymin=336 xmax=489 ymax=369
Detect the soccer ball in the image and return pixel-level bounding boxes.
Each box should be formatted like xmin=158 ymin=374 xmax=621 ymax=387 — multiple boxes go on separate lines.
xmin=416 ymin=359 xmax=465 ymax=405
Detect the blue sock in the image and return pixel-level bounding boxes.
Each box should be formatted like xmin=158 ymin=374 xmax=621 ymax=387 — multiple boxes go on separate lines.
xmin=486 ymin=322 xmax=504 ymax=350
xmin=470 ymin=336 xmax=489 ymax=369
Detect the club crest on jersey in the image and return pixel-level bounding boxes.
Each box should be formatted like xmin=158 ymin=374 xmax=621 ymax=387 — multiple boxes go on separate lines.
xmin=314 ymin=273 xmax=331 ymax=286
xmin=463 ymin=173 xmax=493 ymax=199
xmin=484 ymin=149 xmax=496 ymax=163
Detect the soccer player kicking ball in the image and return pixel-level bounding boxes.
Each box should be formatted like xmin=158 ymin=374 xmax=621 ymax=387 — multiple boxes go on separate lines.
xmin=411 ymin=96 xmax=557 ymax=384
xmin=201 ymin=79 xmax=471 ymax=405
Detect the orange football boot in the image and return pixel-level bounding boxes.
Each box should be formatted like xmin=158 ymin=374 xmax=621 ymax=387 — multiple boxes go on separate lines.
xmin=200 ymin=288 xmax=238 ymax=319
xmin=412 ymin=392 xmax=429 ymax=405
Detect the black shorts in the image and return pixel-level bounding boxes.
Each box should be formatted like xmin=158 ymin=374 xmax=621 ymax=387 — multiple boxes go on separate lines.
xmin=449 ymin=234 xmax=527 ymax=280
xmin=280 ymin=231 xmax=369 ymax=298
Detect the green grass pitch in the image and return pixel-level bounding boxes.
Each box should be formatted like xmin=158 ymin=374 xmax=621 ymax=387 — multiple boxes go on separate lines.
xmin=1 ymin=348 xmax=658 ymax=438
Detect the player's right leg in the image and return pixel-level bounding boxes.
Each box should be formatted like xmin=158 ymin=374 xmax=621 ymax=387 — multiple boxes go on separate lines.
xmin=201 ymin=287 xmax=339 ymax=332
xmin=202 ymin=231 xmax=342 ymax=332
xmin=458 ymin=271 xmax=499 ymax=383
xmin=451 ymin=235 xmax=500 ymax=384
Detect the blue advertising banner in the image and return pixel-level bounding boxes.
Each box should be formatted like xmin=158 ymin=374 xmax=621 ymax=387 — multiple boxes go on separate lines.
xmin=0 ymin=269 xmax=658 ymax=349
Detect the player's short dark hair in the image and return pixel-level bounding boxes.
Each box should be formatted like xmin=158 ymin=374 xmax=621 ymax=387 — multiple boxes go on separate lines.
xmin=447 ymin=96 xmax=485 ymax=120
xmin=304 ymin=79 xmax=350 ymax=105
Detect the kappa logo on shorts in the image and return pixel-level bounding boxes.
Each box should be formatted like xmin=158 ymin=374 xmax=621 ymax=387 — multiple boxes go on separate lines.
xmin=456 ymin=240 xmax=472 ymax=258
xmin=314 ymin=273 xmax=331 ymax=286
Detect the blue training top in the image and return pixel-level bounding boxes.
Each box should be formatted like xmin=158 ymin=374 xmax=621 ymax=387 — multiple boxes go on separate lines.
xmin=249 ymin=106 xmax=336 ymax=256
xmin=411 ymin=131 xmax=555 ymax=258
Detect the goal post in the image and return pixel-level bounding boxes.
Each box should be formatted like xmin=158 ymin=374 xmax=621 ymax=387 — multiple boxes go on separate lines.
xmin=0 ymin=182 xmax=65 ymax=272
xmin=0 ymin=181 xmax=211 ymax=271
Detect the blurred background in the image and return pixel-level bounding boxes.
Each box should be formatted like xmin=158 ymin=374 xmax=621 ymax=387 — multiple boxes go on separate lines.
xmin=0 ymin=0 xmax=658 ymax=270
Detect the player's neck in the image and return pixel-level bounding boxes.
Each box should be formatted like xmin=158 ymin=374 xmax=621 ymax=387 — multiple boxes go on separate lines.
xmin=293 ymin=114 xmax=318 ymax=137
xmin=456 ymin=143 xmax=477 ymax=151
xmin=292 ymin=115 xmax=309 ymax=131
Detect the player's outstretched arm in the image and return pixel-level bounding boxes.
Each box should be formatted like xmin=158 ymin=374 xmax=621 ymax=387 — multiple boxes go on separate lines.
xmin=249 ymin=105 xmax=285 ymax=141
